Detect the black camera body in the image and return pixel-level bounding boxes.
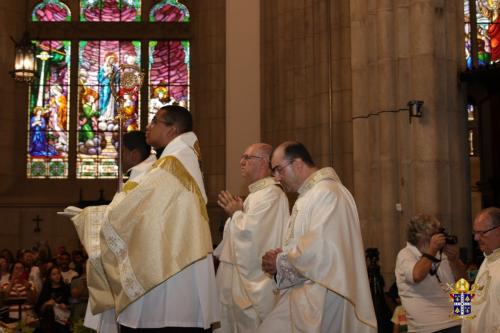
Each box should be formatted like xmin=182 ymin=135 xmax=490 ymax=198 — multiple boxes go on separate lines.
xmin=439 ymin=227 xmax=458 ymax=245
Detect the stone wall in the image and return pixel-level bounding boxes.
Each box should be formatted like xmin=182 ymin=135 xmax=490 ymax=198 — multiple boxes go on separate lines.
xmin=260 ymin=0 xmax=470 ymax=283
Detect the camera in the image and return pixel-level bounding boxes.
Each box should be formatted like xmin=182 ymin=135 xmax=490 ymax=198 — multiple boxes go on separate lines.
xmin=439 ymin=227 xmax=458 ymax=245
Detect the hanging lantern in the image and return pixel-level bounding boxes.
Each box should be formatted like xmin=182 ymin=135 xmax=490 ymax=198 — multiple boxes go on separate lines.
xmin=10 ymin=32 xmax=37 ymax=83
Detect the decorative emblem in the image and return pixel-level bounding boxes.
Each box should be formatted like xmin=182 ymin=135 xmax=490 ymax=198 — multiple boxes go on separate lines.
xmin=111 ymin=63 xmax=144 ymax=123
xmin=447 ymin=278 xmax=482 ymax=319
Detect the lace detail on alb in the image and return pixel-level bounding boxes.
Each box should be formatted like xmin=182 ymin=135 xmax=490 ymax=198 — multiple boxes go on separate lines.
xmin=283 ymin=205 xmax=298 ymax=247
xmin=276 ymin=252 xmax=307 ymax=289
xmin=101 ymin=220 xmax=145 ymax=300
xmin=87 ymin=208 xmax=107 ymax=279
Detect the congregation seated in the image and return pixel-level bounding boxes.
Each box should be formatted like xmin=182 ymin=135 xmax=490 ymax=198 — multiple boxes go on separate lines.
xmin=0 ymin=261 xmax=38 ymax=326
xmin=22 ymin=249 xmax=42 ymax=297
xmin=69 ymin=262 xmax=88 ymax=323
xmin=0 ymin=256 xmax=10 ymax=286
xmin=0 ymin=249 xmax=14 ymax=272
xmin=0 ymin=243 xmax=89 ymax=332
xmin=69 ymin=250 xmax=85 ymax=276
xmin=36 ymin=266 xmax=71 ymax=333
xmin=57 ymin=252 xmax=79 ymax=285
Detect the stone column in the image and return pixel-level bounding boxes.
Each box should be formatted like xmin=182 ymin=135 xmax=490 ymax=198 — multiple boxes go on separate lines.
xmin=225 ymin=0 xmax=261 ymax=195
xmin=350 ymin=0 xmax=469 ymax=281
xmin=261 ymin=0 xmax=354 ymax=188
xmin=190 ymin=0 xmax=227 ymax=243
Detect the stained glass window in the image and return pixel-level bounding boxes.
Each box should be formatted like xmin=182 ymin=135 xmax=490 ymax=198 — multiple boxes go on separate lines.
xmin=80 ymin=0 xmax=141 ymax=22
xmin=465 ymin=1 xmax=472 ymax=68
xmin=32 ymin=0 xmax=71 ymax=22
xmin=27 ymin=40 xmax=71 ymax=178
xmin=150 ymin=0 xmax=189 ymax=22
xmin=29 ymin=0 xmax=191 ymax=179
xmin=465 ymin=0 xmax=500 ymax=69
xmin=148 ymin=41 xmax=190 ymax=122
xmin=77 ymin=40 xmax=141 ymax=178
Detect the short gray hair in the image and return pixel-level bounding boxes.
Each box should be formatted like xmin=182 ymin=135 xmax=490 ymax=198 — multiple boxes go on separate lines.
xmin=407 ymin=214 xmax=441 ymax=246
xmin=480 ymin=207 xmax=500 ymax=228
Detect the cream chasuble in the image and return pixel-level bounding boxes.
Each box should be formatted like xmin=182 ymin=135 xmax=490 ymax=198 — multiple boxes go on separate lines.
xmin=73 ymin=154 xmax=156 ymax=332
xmin=461 ymin=248 xmax=500 ymax=333
xmin=214 ymin=177 xmax=289 ymax=333
xmin=113 ymin=132 xmax=219 ymax=329
xmin=258 ymin=167 xmax=377 ymax=333
xmin=74 ymin=132 xmax=218 ymax=330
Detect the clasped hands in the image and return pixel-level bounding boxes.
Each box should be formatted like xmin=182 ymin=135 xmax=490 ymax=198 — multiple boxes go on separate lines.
xmin=217 ymin=190 xmax=243 ymax=216
xmin=261 ymin=248 xmax=283 ymax=275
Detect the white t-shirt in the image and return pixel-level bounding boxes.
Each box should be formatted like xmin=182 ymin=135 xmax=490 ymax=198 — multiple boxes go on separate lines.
xmin=395 ymin=242 xmax=461 ymax=333
xmin=61 ymin=269 xmax=79 ymax=284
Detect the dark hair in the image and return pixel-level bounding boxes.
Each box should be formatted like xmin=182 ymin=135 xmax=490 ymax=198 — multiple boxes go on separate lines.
xmin=123 ymin=131 xmax=151 ymax=161
xmin=59 ymin=252 xmax=70 ymax=259
xmin=43 ymin=265 xmax=62 ymax=288
xmin=482 ymin=207 xmax=500 ymax=227
xmin=281 ymin=141 xmax=315 ymax=167
xmin=10 ymin=260 xmax=25 ymax=275
xmin=71 ymin=250 xmax=84 ymax=258
xmin=0 ymin=256 xmax=9 ymax=271
xmin=0 ymin=249 xmax=14 ymax=263
xmin=160 ymin=105 xmax=193 ymax=133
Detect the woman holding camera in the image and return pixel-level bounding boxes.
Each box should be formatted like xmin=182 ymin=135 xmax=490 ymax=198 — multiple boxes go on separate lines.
xmin=395 ymin=214 xmax=466 ymax=333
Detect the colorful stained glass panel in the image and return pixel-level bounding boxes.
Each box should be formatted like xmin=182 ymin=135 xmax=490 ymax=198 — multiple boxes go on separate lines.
xmin=27 ymin=40 xmax=70 ymax=179
xmin=149 ymin=0 xmax=189 ymax=22
xmin=466 ymin=0 xmax=500 ymax=68
xmin=80 ymin=0 xmax=141 ymax=22
xmin=77 ymin=40 xmax=141 ymax=179
xmin=465 ymin=1 xmax=472 ymax=69
xmin=148 ymin=40 xmax=189 ymax=121
xmin=32 ymin=0 xmax=71 ymax=22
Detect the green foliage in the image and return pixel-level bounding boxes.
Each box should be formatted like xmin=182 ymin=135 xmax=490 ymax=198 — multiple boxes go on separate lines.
xmin=72 ymin=319 xmax=96 ymax=333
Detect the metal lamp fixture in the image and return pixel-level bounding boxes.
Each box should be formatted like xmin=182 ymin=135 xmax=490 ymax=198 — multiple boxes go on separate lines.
xmin=10 ymin=31 xmax=37 ymax=83
xmin=407 ymin=100 xmax=424 ymax=123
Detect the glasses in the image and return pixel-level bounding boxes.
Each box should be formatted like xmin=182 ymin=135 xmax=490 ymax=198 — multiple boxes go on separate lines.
xmin=472 ymin=224 xmax=500 ymax=237
xmin=150 ymin=115 xmax=172 ymax=126
xmin=271 ymin=159 xmax=295 ymax=176
xmin=240 ymin=154 xmax=263 ymax=161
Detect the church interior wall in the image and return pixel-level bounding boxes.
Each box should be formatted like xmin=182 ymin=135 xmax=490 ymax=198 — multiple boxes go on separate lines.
xmin=0 ymin=0 xmax=477 ymax=290
xmin=351 ymin=0 xmax=470 ymax=283
xmin=261 ymin=0 xmax=354 ymax=190
xmin=260 ymin=0 xmax=471 ymax=285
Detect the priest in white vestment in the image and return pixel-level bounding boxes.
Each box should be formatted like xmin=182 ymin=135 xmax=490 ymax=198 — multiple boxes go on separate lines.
xmin=214 ymin=143 xmax=289 ymax=333
xmin=75 ymin=106 xmax=220 ymax=332
xmin=462 ymin=207 xmax=500 ymax=333
xmin=261 ymin=141 xmax=377 ymax=333
xmin=74 ymin=131 xmax=156 ymax=333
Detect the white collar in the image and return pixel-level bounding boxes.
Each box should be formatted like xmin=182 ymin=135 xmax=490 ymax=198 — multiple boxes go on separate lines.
xmin=248 ymin=177 xmax=279 ymax=193
xmin=297 ymin=167 xmax=341 ymax=195
xmin=128 ymin=154 xmax=157 ymax=180
xmin=161 ymin=132 xmax=199 ymax=158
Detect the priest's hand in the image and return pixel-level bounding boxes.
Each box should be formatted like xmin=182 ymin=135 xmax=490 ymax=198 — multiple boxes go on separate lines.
xmin=262 ymin=248 xmax=283 ymax=275
xmin=217 ymin=190 xmax=243 ymax=216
